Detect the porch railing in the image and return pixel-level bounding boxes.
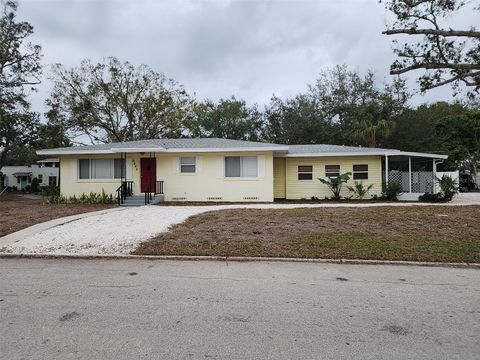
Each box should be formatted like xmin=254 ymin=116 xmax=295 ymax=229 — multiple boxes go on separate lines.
xmin=155 ymin=180 xmax=164 ymax=195
xmin=116 ymin=180 xmax=133 ymax=205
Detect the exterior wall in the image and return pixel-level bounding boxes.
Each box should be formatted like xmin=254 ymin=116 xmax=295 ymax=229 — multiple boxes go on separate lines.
xmin=284 ymin=156 xmax=383 ymax=199
xmin=60 ymin=154 xmax=139 ymax=197
xmin=0 ymin=165 xmax=59 ymax=190
xmin=156 ymin=152 xmax=274 ymax=202
xmin=273 ymin=158 xmax=286 ymax=199
xmin=60 ymin=151 xmax=275 ymax=202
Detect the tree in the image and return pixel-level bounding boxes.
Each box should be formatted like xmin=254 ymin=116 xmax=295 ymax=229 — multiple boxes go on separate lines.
xmin=384 ymin=101 xmax=468 ymax=152
xmin=382 ymin=0 xmax=480 ymax=97
xmin=436 ymin=111 xmax=480 ymax=179
xmin=187 ymin=96 xmax=263 ymax=141
xmin=263 ymin=66 xmax=409 ymax=146
xmin=0 ymin=0 xmax=42 ymax=168
xmin=48 ymin=57 xmax=195 ymax=144
xmin=351 ymin=102 xmax=395 ymax=148
xmin=263 ymin=94 xmax=337 ymax=144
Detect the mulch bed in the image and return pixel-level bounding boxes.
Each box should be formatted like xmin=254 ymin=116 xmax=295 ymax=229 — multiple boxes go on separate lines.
xmin=0 ymin=194 xmax=115 ymax=237
xmin=134 ymin=206 xmax=480 ymax=263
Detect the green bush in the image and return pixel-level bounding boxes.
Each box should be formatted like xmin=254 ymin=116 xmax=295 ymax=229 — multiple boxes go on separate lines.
xmin=31 ymin=177 xmax=40 ymax=193
xmin=42 ymin=188 xmax=115 ymax=204
xmin=380 ymin=181 xmax=403 ymax=201
xmin=347 ymin=181 xmax=374 ymax=199
xmin=437 ymin=174 xmax=458 ymax=201
xmin=418 ymin=193 xmax=445 ymax=202
xmin=318 ymin=172 xmax=352 ymax=200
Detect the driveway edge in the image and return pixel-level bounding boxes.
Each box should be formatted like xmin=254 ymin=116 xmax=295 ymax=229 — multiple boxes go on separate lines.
xmin=0 ymin=253 xmax=478 ymax=268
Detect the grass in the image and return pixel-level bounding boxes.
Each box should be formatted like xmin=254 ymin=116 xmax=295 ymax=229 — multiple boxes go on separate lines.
xmin=0 ymin=194 xmax=115 ymax=237
xmin=134 ymin=206 xmax=480 ymax=263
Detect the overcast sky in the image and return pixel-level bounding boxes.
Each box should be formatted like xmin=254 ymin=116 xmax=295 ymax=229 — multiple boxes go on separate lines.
xmin=17 ymin=0 xmax=478 ymax=115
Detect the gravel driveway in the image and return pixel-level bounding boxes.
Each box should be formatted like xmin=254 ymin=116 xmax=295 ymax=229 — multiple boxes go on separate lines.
xmin=1 ymin=192 xmax=479 ymax=256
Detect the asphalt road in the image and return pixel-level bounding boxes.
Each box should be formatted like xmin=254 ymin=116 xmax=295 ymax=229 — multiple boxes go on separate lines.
xmin=0 ymin=259 xmax=479 ymax=360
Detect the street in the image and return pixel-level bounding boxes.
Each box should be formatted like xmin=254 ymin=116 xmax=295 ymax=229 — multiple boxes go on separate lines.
xmin=0 ymin=259 xmax=479 ymax=359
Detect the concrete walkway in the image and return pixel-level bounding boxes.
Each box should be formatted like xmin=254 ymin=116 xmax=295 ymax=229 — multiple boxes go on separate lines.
xmin=1 ymin=193 xmax=479 ymax=256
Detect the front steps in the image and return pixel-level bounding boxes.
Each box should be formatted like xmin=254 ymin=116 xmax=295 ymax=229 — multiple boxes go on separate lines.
xmin=121 ymin=194 xmax=164 ymax=207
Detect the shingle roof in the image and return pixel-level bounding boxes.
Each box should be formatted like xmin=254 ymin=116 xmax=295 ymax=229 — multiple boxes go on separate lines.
xmin=36 ymin=138 xmax=447 ymax=159
xmin=38 ymin=138 xmax=288 ymax=154
xmin=287 ymin=144 xmax=400 ymax=154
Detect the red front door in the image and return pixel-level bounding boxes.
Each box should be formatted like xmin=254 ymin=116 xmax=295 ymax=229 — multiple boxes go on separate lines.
xmin=140 ymin=158 xmax=156 ymax=193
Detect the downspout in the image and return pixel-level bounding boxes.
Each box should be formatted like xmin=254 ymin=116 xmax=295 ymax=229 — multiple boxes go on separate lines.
xmin=384 ymin=155 xmax=389 ymax=188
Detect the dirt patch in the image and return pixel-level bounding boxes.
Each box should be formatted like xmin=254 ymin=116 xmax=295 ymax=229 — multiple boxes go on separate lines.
xmin=0 ymin=194 xmax=115 ymax=237
xmin=134 ymin=206 xmax=480 ymax=263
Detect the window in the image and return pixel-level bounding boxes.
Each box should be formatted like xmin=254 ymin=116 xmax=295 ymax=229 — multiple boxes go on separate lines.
xmin=79 ymin=159 xmax=125 ymax=179
xmin=38 ymin=174 xmax=43 ymax=183
xmin=353 ymin=164 xmax=369 ymax=180
xmin=180 ymin=157 xmax=196 ymax=173
xmin=225 ymin=156 xmax=258 ymax=178
xmin=298 ymin=165 xmax=313 ymax=180
xmin=325 ymin=165 xmax=340 ymax=178
xmin=48 ymin=176 xmax=57 ymax=186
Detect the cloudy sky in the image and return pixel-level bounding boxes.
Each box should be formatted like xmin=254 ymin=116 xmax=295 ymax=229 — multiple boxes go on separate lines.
xmin=16 ymin=0 xmax=478 ymax=115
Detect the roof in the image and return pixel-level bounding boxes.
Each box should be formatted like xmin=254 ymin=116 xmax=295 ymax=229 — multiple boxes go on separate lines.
xmin=37 ymin=138 xmax=289 ymax=155
xmin=284 ymin=144 xmax=447 ymax=159
xmin=12 ymin=171 xmax=33 ymax=176
xmin=37 ymin=158 xmax=59 ymax=163
xmin=36 ymin=138 xmax=448 ymax=159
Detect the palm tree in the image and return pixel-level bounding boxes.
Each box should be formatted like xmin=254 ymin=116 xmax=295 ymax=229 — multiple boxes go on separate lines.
xmin=351 ymin=102 xmax=395 ymax=148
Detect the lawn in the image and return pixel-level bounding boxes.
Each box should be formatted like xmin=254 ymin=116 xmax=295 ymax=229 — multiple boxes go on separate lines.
xmin=0 ymin=194 xmax=115 ymax=237
xmin=134 ymin=206 xmax=480 ymax=263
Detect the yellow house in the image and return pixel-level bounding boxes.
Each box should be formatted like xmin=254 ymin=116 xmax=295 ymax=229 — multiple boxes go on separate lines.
xmin=37 ymin=138 xmax=448 ymax=205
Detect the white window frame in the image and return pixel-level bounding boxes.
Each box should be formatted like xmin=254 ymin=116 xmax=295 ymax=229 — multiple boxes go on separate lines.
xmin=78 ymin=158 xmax=124 ymax=180
xmin=180 ymin=157 xmax=196 ymax=174
xmin=224 ymin=156 xmax=258 ymax=178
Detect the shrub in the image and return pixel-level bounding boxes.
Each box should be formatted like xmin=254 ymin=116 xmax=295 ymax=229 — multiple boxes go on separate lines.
xmin=31 ymin=177 xmax=40 ymax=193
xmin=318 ymin=172 xmax=352 ymax=200
xmin=347 ymin=181 xmax=374 ymax=199
xmin=42 ymin=188 xmax=115 ymax=204
xmin=437 ymin=174 xmax=458 ymax=201
xmin=381 ymin=181 xmax=403 ymax=201
xmin=418 ymin=193 xmax=445 ymax=202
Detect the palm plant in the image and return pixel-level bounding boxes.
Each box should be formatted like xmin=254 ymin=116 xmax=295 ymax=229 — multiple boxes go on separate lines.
xmin=347 ymin=181 xmax=374 ymax=199
xmin=318 ymin=172 xmax=351 ymax=200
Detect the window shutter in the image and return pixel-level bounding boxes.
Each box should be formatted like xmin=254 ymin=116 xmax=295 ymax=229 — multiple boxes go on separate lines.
xmin=172 ymin=157 xmax=180 ymax=174
xmin=258 ymin=155 xmax=265 ymax=177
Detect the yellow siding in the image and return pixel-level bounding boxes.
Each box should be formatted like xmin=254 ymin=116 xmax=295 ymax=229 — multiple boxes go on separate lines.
xmin=284 ymin=156 xmax=383 ymax=199
xmin=156 ymin=152 xmax=274 ymax=202
xmin=273 ymin=158 xmax=286 ymax=199
xmin=60 ymin=151 xmax=274 ymax=202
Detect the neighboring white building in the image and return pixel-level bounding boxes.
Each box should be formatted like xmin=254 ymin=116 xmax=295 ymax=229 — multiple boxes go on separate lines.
xmin=0 ymin=158 xmax=60 ymax=191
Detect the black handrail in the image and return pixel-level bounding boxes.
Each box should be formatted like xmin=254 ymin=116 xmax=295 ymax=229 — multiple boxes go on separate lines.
xmin=117 ymin=181 xmax=134 ymax=205
xmin=116 ymin=184 xmax=123 ymax=205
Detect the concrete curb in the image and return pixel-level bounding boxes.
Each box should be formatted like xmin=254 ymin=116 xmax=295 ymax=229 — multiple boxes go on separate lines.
xmin=0 ymin=253 xmax=478 ymax=269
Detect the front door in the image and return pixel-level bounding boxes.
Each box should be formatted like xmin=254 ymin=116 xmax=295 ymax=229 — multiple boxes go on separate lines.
xmin=140 ymin=158 xmax=156 ymax=193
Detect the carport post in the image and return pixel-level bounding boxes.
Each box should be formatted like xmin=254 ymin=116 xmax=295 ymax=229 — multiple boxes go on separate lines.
xmin=433 ymin=159 xmax=436 ymax=193
xmin=385 ymin=155 xmax=389 ymax=187
xmin=408 ymin=156 xmax=412 ymax=193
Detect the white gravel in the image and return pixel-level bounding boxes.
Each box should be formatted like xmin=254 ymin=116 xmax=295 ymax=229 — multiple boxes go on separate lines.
xmin=1 ymin=192 xmax=479 ymax=256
